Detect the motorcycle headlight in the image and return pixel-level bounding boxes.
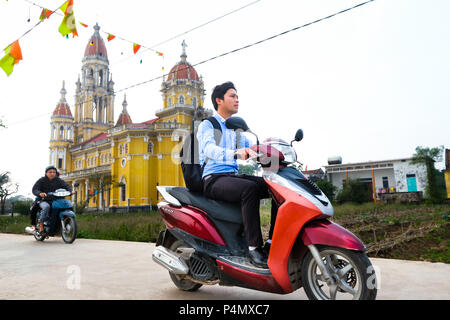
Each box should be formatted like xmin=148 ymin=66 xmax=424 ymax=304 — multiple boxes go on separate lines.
xmin=263 ymin=171 xmax=334 ymax=217
xmin=266 ymin=143 xmax=297 ymax=163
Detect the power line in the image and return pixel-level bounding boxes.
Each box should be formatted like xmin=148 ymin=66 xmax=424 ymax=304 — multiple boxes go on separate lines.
xmin=109 ymin=0 xmax=262 ymax=66
xmin=19 ymin=0 xmax=262 ymax=65
xmin=6 ymin=0 xmax=376 ymax=127
xmin=114 ymin=0 xmax=376 ymax=93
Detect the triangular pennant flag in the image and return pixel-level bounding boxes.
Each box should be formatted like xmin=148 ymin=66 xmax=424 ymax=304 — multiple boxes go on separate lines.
xmin=0 ymin=40 xmax=22 ymax=76
xmin=79 ymin=22 xmax=88 ymax=27
xmin=157 ymin=51 xmax=163 ymax=56
xmin=107 ymin=34 xmax=115 ymax=41
xmin=133 ymin=43 xmax=141 ymax=54
xmin=39 ymin=8 xmax=53 ymax=21
xmin=58 ymin=0 xmax=78 ymax=38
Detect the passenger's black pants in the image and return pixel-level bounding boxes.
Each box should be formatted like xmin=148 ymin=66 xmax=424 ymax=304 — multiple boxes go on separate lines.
xmin=203 ymin=173 xmax=278 ymax=247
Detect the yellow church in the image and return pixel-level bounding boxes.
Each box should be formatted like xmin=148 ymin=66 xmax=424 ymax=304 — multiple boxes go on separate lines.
xmin=49 ymin=24 xmax=211 ymax=211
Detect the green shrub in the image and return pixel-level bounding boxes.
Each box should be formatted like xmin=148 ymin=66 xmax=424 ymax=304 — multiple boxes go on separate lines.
xmin=12 ymin=200 xmax=33 ymax=215
xmin=316 ymin=180 xmax=337 ymax=201
xmin=336 ymin=179 xmax=372 ymax=204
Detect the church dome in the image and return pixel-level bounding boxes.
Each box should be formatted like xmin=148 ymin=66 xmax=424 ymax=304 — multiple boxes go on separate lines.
xmin=83 ymin=24 xmax=108 ymax=60
xmin=167 ymin=61 xmax=199 ymax=81
xmin=53 ymin=102 xmax=72 ymax=118
xmin=116 ymin=112 xmax=132 ymax=126
xmin=115 ymin=94 xmax=132 ymax=126
xmin=167 ymin=40 xmax=199 ymax=81
xmin=52 ymin=81 xmax=73 ymax=118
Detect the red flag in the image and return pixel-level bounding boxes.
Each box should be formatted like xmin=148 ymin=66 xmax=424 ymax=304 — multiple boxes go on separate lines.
xmin=133 ymin=43 xmax=141 ymax=54
xmin=107 ymin=34 xmax=115 ymax=41
xmin=39 ymin=8 xmax=53 ymax=21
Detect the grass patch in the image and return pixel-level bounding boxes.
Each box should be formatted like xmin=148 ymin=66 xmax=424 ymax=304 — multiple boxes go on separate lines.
xmin=0 ymin=211 xmax=165 ymax=243
xmin=2 ymin=202 xmax=449 ymax=263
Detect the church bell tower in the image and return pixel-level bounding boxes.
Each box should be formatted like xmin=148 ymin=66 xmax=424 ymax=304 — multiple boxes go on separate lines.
xmin=73 ymin=23 xmax=115 ymax=144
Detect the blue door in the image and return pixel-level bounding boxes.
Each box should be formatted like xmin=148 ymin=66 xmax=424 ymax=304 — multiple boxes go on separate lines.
xmin=406 ymin=174 xmax=417 ymax=192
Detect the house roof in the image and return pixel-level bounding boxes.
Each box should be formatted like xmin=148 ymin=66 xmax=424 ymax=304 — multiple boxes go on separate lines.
xmin=81 ymin=132 xmax=108 ymax=146
xmin=142 ymin=118 xmax=158 ymax=124
xmin=324 ymin=157 xmax=414 ymax=169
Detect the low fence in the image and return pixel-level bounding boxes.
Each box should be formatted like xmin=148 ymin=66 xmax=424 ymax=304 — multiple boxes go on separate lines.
xmin=378 ymin=191 xmax=423 ymax=204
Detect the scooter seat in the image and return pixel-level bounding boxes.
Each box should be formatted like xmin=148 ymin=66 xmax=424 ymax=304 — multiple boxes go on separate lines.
xmin=168 ymin=187 xmax=242 ymax=224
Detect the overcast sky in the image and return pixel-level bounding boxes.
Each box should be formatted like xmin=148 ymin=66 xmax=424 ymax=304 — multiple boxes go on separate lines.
xmin=1 ymin=0 xmax=449 ymax=198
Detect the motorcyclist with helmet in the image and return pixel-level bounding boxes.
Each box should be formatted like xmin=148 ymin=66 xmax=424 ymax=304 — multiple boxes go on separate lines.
xmin=27 ymin=166 xmax=72 ymax=236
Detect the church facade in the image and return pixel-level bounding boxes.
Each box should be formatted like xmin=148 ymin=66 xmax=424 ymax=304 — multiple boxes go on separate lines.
xmin=49 ymin=24 xmax=210 ymax=211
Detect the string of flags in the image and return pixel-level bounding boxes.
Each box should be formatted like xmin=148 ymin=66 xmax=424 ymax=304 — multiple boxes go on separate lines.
xmin=1 ymin=0 xmax=164 ymax=76
xmin=0 ymin=40 xmax=23 ymax=76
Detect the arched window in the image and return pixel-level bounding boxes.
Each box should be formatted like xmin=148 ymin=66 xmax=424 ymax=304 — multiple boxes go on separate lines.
xmin=167 ymin=97 xmax=172 ymax=107
xmin=192 ymin=97 xmax=197 ymax=107
xmin=59 ymin=126 xmax=64 ymax=139
xmin=179 ymin=95 xmax=185 ymax=104
xmin=58 ymin=151 xmax=64 ymax=169
xmin=67 ymin=127 xmax=72 ymax=140
xmin=125 ymin=143 xmax=128 ymax=154
xmin=120 ymin=177 xmax=126 ymax=202
xmin=147 ymin=141 xmax=154 ymax=154
xmin=119 ymin=144 xmax=123 ymax=155
xmin=99 ymin=69 xmax=103 ymax=86
xmin=51 ymin=126 xmax=56 ymax=139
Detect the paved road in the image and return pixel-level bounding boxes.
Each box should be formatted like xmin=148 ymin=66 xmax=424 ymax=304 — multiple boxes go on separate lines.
xmin=1 ymin=233 xmax=449 ymax=300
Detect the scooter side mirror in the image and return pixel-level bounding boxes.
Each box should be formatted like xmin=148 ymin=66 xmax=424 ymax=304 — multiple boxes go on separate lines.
xmin=225 ymin=116 xmax=249 ymax=132
xmin=294 ymin=129 xmax=303 ymax=142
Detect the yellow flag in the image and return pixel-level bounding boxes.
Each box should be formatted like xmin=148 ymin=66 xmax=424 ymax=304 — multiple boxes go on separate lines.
xmin=58 ymin=0 xmax=78 ymax=37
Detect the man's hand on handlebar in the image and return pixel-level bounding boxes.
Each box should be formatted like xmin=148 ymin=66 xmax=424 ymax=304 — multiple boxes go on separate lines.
xmin=39 ymin=193 xmax=47 ymax=198
xmin=234 ymin=148 xmax=258 ymax=160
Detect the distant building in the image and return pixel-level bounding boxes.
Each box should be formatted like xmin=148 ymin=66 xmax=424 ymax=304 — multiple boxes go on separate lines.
xmin=302 ymin=168 xmax=326 ymax=182
xmin=445 ymin=149 xmax=450 ymax=199
xmin=324 ymin=158 xmax=428 ymax=201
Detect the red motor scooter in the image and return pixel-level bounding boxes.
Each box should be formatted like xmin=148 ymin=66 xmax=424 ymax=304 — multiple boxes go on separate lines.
xmin=153 ymin=117 xmax=377 ymax=300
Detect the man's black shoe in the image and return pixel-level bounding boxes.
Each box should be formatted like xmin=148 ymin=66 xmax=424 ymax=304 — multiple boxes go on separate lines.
xmin=248 ymin=247 xmax=268 ymax=268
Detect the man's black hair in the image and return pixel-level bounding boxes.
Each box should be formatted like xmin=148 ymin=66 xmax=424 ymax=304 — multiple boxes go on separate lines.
xmin=211 ymin=81 xmax=236 ymax=111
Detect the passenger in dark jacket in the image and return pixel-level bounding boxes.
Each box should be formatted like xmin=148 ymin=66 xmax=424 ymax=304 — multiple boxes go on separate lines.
xmin=30 ymin=166 xmax=72 ymax=235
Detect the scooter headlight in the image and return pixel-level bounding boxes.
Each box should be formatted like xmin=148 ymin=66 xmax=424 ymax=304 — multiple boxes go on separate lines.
xmin=263 ymin=171 xmax=334 ymax=217
xmin=266 ymin=142 xmax=297 ymax=163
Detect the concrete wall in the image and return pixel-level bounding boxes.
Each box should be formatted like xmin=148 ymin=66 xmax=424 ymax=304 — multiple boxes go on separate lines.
xmin=393 ymin=160 xmax=427 ymax=193
xmin=329 ymin=168 xmax=395 ymax=192
xmin=327 ymin=160 xmax=428 ymax=195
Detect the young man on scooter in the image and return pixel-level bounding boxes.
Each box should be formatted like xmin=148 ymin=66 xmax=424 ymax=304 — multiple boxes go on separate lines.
xmin=197 ymin=81 xmax=275 ymax=268
xmin=28 ymin=166 xmax=72 ymax=236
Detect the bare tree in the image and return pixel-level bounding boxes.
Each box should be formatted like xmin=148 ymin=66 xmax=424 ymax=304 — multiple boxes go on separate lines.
xmin=0 ymin=172 xmax=19 ymax=215
xmin=87 ymin=173 xmax=116 ymax=211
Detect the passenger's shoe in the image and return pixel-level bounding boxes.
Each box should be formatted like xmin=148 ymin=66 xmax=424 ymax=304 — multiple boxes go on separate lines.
xmin=248 ymin=247 xmax=268 ymax=268
xmin=25 ymin=226 xmax=35 ymax=234
xmin=263 ymin=241 xmax=271 ymax=255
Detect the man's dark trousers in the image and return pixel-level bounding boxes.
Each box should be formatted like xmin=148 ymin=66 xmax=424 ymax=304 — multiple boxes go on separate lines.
xmin=203 ymin=173 xmax=274 ymax=247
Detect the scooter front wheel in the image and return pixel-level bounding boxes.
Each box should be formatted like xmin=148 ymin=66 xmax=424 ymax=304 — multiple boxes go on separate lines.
xmin=61 ymin=216 xmax=77 ymax=244
xmin=301 ymin=245 xmax=377 ymax=300
xmin=168 ymin=240 xmax=202 ymax=292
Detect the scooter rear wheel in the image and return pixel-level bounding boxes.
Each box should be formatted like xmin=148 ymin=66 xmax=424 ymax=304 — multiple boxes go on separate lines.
xmin=301 ymin=245 xmax=377 ymax=300
xmin=168 ymin=240 xmax=202 ymax=292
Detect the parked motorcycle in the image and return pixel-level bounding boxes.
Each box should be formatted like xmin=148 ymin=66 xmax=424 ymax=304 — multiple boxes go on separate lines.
xmin=153 ymin=117 xmax=377 ymax=300
xmin=34 ymin=189 xmax=77 ymax=244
